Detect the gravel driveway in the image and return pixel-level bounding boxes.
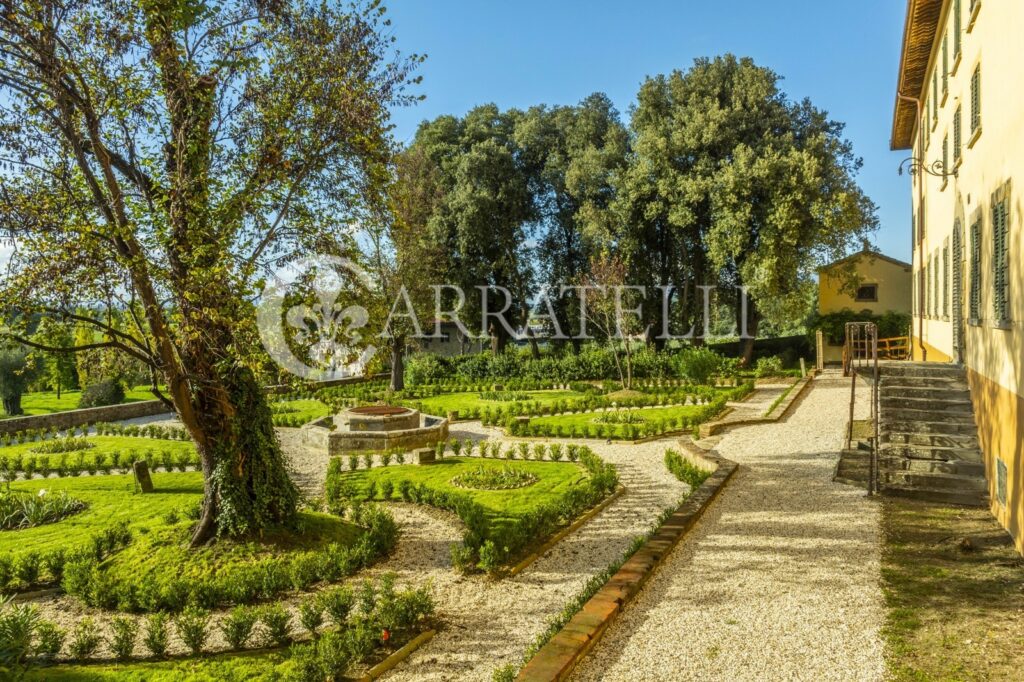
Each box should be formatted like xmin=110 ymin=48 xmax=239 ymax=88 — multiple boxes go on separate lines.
xmin=571 ymin=373 xmax=885 ymax=682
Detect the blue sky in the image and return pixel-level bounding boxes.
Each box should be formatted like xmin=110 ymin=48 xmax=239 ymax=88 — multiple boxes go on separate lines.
xmin=386 ymin=0 xmax=914 ymax=264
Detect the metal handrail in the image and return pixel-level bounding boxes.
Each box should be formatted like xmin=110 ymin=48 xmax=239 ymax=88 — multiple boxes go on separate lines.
xmin=844 ymin=322 xmax=880 ymax=496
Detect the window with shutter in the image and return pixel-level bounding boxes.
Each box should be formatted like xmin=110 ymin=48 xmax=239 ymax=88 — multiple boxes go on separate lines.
xmin=954 ymin=0 xmax=962 ymax=56
xmin=942 ymin=135 xmax=949 ymax=185
xmin=942 ymin=37 xmax=948 ymax=97
xmin=993 ymin=198 xmax=1010 ymax=324
xmin=943 ymin=242 xmax=950 ymax=317
xmin=969 ymin=218 xmax=982 ymax=321
xmin=926 ymin=261 xmax=932 ymax=318
xmin=953 ymin=106 xmax=962 ymax=162
xmin=932 ymin=73 xmax=938 ymax=123
xmin=971 ymin=65 xmax=981 ymax=133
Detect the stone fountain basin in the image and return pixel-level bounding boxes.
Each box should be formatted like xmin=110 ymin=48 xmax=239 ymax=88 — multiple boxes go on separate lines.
xmin=301 ymin=405 xmax=448 ymax=456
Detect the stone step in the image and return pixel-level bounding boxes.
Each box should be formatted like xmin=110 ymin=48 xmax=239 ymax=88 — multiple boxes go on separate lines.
xmin=879 ymin=456 xmax=986 ymax=477
xmin=879 ymin=363 xmax=967 ymax=379
xmin=879 ymin=483 xmax=987 ymax=507
xmin=880 ymin=376 xmax=969 ymax=390
xmin=878 ymin=385 xmax=972 ymax=401
xmin=880 ymin=443 xmax=983 ymax=462
xmin=881 ymin=469 xmax=987 ymax=492
xmin=879 ymin=396 xmax=973 ymax=412
xmin=882 ymin=420 xmax=979 ymax=436
xmin=882 ymin=431 xmax=980 ymax=448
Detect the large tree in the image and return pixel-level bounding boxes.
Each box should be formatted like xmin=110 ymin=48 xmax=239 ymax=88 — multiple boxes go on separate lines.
xmin=516 ymin=93 xmax=628 ymax=351
xmin=618 ymin=55 xmax=877 ymax=360
xmin=0 ymin=0 xmax=420 ymax=544
xmin=404 ymin=105 xmax=536 ymax=354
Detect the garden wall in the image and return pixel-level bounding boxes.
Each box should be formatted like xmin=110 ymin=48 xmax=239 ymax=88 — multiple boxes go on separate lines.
xmin=0 ymin=374 xmax=383 ymax=436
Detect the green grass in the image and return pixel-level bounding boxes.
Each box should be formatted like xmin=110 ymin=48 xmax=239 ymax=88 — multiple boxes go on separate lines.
xmin=337 ymin=456 xmax=587 ymax=539
xmin=527 ymin=404 xmax=710 ymax=438
xmin=269 ymin=398 xmax=331 ymax=426
xmin=407 ymin=389 xmax=587 ymax=416
xmin=881 ymin=498 xmax=1024 ymax=681
xmin=2 ymin=385 xmax=165 ymax=419
xmin=26 ymin=650 xmax=291 ymax=681
xmin=0 ymin=434 xmax=196 ymax=460
xmin=0 ymin=472 xmax=203 ymax=559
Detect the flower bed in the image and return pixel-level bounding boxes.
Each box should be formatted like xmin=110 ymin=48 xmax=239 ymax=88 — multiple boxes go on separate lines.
xmin=451 ymin=463 xmax=538 ymax=490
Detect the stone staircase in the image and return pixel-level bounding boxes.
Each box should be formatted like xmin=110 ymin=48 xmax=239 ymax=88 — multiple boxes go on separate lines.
xmin=836 ymin=362 xmax=988 ymax=506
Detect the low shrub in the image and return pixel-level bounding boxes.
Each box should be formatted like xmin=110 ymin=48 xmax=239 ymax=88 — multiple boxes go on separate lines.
xmin=220 ymin=605 xmax=257 ymax=650
xmin=299 ymin=599 xmax=325 ymax=638
xmin=259 ymin=603 xmax=292 ymax=647
xmin=78 ymin=379 xmax=125 ymax=409
xmin=664 ymin=449 xmax=712 ymax=489
xmin=174 ymin=606 xmax=209 ymax=656
xmin=109 ymin=616 xmax=137 ymax=660
xmin=68 ymin=617 xmax=101 ymax=659
xmin=0 ymin=490 xmax=88 ymax=530
xmin=143 ymin=612 xmax=169 ymax=658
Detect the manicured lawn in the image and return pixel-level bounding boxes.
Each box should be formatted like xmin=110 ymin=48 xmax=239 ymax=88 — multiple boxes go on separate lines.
xmin=27 ymin=650 xmax=291 ymax=681
xmin=1 ymin=472 xmax=203 ymax=559
xmin=335 ymin=456 xmax=588 ymax=539
xmin=527 ymin=403 xmax=713 ymax=438
xmin=270 ymin=397 xmax=331 ymax=426
xmin=881 ymin=498 xmax=1024 ymax=682
xmin=407 ymin=389 xmax=587 ymax=416
xmin=1 ymin=385 xmax=164 ymax=419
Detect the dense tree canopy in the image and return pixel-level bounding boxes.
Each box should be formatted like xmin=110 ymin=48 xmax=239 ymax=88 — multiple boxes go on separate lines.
xmin=0 ymin=0 xmax=420 ymax=543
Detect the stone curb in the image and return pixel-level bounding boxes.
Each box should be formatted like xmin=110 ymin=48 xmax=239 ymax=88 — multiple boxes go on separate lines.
xmin=359 ymin=628 xmax=437 ymax=681
xmin=505 ymin=486 xmax=626 ymax=578
xmin=698 ymin=372 xmax=815 ymax=438
xmin=515 ymin=444 xmax=737 ymax=681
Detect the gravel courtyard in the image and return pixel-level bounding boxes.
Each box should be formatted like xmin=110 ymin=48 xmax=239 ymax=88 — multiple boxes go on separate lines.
xmin=571 ymin=372 xmax=885 ymax=682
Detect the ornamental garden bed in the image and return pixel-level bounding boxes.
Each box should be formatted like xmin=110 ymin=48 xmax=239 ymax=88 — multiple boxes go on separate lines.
xmin=0 ymin=385 xmax=162 ymax=420
xmin=0 ymin=435 xmax=199 ymax=481
xmin=326 ymin=446 xmax=619 ymax=574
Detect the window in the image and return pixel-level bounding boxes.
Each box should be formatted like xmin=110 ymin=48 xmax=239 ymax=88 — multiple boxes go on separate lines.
xmin=942 ymin=36 xmax=949 ymax=99
xmin=934 ymin=252 xmax=941 ymax=317
xmin=969 ymin=218 xmax=982 ymax=321
xmin=954 ymin=0 xmax=962 ymax=57
xmin=927 ymin=258 xmax=933 ymax=317
xmin=942 ymin=135 xmax=949 ymax=186
xmin=943 ymin=241 xmax=950 ymax=317
xmin=855 ymin=284 xmax=878 ymax=302
xmin=970 ymin=65 xmax=982 ymax=135
xmin=993 ymin=196 xmax=1010 ymax=324
xmin=932 ymin=73 xmax=939 ymax=124
xmin=953 ymin=106 xmax=962 ymax=163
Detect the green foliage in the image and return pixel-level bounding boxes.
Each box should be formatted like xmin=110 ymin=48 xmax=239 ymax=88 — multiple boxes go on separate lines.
xmin=451 ymin=464 xmax=538 ymax=490
xmin=258 ymin=604 xmax=292 ymax=648
xmin=220 ymin=606 xmax=257 ymax=651
xmin=812 ymin=309 xmax=912 ymax=345
xmin=109 ymin=616 xmax=138 ymax=661
xmin=68 ymin=617 xmax=101 ymax=660
xmin=77 ymin=380 xmax=125 ymax=409
xmin=299 ymin=599 xmax=325 ymax=638
xmin=142 ymin=613 xmax=169 ymax=658
xmin=675 ymin=347 xmax=724 ymax=385
xmin=0 ymin=348 xmax=35 ymax=417
xmin=664 ymin=450 xmax=713 ymax=489
xmin=329 ymin=449 xmax=618 ymax=574
xmin=174 ymin=607 xmax=210 ymax=657
xmin=0 ymin=490 xmax=87 ymax=530
xmin=754 ymin=355 xmax=785 ymax=378
xmin=0 ymin=596 xmax=40 ymax=673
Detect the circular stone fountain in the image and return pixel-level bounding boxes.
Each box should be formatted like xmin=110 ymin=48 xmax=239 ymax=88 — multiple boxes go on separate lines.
xmin=302 ymin=404 xmax=448 ymax=457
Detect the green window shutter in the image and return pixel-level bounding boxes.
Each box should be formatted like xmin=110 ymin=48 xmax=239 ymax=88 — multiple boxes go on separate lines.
xmin=943 ymin=135 xmax=949 ymax=175
xmin=933 ymin=73 xmax=939 ymax=121
xmin=943 ymin=243 xmax=950 ymax=317
xmin=953 ymin=220 xmax=963 ymax=318
xmin=993 ymin=199 xmax=1010 ymax=323
xmin=954 ymin=107 xmax=962 ymax=161
xmin=969 ymin=219 xmax=982 ymax=320
xmin=971 ymin=66 xmax=981 ymax=132
xmin=955 ymin=0 xmax=962 ymax=56
xmin=942 ymin=37 xmax=949 ymax=96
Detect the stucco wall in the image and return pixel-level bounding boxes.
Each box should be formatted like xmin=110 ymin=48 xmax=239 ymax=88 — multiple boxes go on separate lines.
xmin=818 ymin=254 xmax=913 ymax=316
xmin=906 ymin=0 xmax=1024 ymax=552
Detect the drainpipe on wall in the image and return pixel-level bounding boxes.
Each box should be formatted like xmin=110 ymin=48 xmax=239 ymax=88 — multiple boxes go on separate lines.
xmin=898 ymin=89 xmax=927 ymax=362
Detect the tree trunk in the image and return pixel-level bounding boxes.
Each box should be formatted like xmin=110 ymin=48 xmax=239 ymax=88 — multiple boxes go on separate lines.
xmin=739 ymin=306 xmax=761 ymax=367
xmin=180 ymin=357 xmax=298 ymax=547
xmin=2 ymin=395 xmax=22 ymax=416
xmin=390 ymin=336 xmax=406 ymax=392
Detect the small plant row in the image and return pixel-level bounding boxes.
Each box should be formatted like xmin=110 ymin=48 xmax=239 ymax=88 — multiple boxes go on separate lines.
xmin=506 ymin=398 xmax=733 ymax=441
xmin=327 ymin=445 xmax=618 ymax=574
xmin=272 ymin=412 xmax=315 ymax=428
xmin=0 ymin=573 xmax=434 ymax=680
xmin=1 ymin=424 xmax=96 ymax=448
xmin=0 ymin=447 xmax=201 ymax=481
xmin=664 ymin=449 xmax=713 ymax=489
xmin=335 ymin=439 xmax=590 ymax=474
xmin=95 ymin=422 xmax=191 ymax=441
xmin=65 ymin=503 xmax=398 ymax=614
xmin=0 ymin=520 xmax=133 ymax=594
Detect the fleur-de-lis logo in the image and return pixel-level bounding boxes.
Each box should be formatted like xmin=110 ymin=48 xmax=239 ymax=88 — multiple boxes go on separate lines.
xmin=256 ymin=256 xmax=377 ymax=380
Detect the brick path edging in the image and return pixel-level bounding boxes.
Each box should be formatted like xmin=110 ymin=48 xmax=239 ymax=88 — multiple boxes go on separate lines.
xmin=515 ymin=444 xmax=738 ymax=681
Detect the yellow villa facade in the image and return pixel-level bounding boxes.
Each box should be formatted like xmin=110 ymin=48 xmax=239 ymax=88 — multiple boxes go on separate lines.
xmin=817 ymin=250 xmax=912 ymax=364
xmin=893 ymin=0 xmax=1024 ymax=552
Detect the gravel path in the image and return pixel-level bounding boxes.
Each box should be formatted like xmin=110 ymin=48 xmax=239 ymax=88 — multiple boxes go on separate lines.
xmin=571 ymin=373 xmax=885 ymax=682
xmin=375 ymin=422 xmax=689 ymax=681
